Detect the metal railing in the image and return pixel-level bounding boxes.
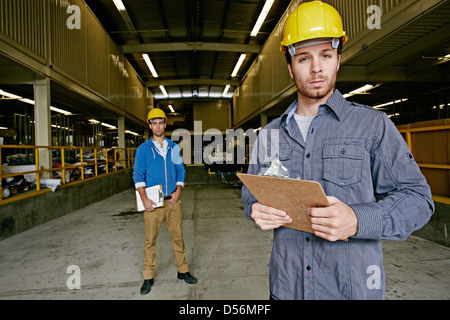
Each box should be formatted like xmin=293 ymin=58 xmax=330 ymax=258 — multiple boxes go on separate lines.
xmin=398 ymin=124 xmax=450 ymax=205
xmin=0 ymin=145 xmax=136 ymax=204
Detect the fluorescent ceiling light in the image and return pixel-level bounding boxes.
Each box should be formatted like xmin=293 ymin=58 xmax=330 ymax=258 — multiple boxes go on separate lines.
xmin=112 ymin=0 xmax=126 ymax=11
xmin=0 ymin=89 xmax=22 ymax=99
xmin=231 ymin=54 xmax=246 ymax=77
xmin=1 ymin=89 xmax=72 ymax=114
xmin=344 ymin=84 xmax=378 ymax=98
xmin=101 ymin=122 xmax=117 ymax=129
xmin=50 ymin=106 xmax=72 ymax=116
xmin=250 ymin=0 xmax=275 ymax=37
xmin=19 ymin=98 xmax=35 ymax=105
xmin=125 ymin=130 xmax=139 ymax=136
xmin=373 ymin=98 xmax=408 ymax=109
xmin=350 ymin=84 xmax=375 ymax=94
xmin=51 ymin=124 xmax=70 ymax=130
xmin=222 ymin=85 xmax=230 ymax=96
xmin=89 ymin=119 xmax=100 ymax=124
xmin=159 ymin=85 xmax=168 ymax=98
xmin=143 ymin=54 xmax=159 ymax=78
xmin=168 ymin=104 xmax=175 ymax=113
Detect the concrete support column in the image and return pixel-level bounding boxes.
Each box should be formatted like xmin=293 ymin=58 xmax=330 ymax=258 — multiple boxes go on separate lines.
xmin=117 ymin=116 xmax=125 ymax=165
xmin=117 ymin=116 xmax=125 ymax=148
xmin=260 ymin=112 xmax=268 ymax=128
xmin=34 ymin=78 xmax=52 ymax=179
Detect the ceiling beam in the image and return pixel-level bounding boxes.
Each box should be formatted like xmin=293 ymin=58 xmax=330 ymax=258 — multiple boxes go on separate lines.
xmin=338 ymin=65 xmax=450 ymax=83
xmin=145 ymin=78 xmax=240 ymax=87
xmin=122 ymin=42 xmax=261 ymax=54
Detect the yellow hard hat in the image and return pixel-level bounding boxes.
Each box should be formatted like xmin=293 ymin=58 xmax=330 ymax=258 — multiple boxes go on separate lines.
xmin=280 ymin=1 xmax=348 ymax=55
xmin=147 ymin=108 xmax=167 ymax=123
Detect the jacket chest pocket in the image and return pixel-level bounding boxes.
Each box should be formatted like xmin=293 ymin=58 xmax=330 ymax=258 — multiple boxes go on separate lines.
xmin=323 ymin=141 xmax=364 ymax=186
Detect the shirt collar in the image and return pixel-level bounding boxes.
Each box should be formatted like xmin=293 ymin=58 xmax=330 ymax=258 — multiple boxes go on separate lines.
xmin=151 ymin=137 xmax=168 ymax=149
xmin=283 ymin=89 xmax=347 ymax=125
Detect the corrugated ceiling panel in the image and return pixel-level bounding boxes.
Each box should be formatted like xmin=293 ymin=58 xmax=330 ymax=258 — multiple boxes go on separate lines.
xmin=348 ymin=2 xmax=450 ymax=65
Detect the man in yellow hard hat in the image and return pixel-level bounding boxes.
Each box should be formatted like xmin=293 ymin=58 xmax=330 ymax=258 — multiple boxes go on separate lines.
xmin=133 ymin=108 xmax=197 ymax=294
xmin=242 ymin=1 xmax=433 ymax=300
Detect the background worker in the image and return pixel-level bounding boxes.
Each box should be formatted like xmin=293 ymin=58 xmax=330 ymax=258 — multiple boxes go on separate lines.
xmin=241 ymin=1 xmax=434 ymax=300
xmin=133 ymin=108 xmax=197 ymax=295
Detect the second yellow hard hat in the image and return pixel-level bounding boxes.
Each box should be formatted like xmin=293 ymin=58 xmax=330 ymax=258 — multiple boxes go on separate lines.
xmin=147 ymin=108 xmax=167 ymax=123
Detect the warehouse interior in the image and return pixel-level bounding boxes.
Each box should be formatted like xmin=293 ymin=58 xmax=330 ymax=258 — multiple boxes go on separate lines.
xmin=0 ymin=0 xmax=449 ymax=300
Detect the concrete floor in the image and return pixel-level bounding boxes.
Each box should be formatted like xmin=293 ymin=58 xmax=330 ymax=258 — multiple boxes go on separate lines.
xmin=0 ymin=183 xmax=449 ymax=300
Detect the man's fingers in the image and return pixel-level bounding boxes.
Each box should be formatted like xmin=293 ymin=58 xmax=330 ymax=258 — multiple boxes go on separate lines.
xmin=253 ymin=203 xmax=289 ymax=217
xmin=251 ymin=203 xmax=292 ymax=230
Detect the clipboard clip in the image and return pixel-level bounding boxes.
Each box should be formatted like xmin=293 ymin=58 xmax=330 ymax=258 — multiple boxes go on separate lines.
xmin=260 ymin=155 xmax=290 ymax=179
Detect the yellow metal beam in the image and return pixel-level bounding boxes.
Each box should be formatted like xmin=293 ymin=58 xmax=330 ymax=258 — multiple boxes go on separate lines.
xmin=432 ymin=195 xmax=450 ymax=205
xmin=418 ymin=163 xmax=450 ymax=170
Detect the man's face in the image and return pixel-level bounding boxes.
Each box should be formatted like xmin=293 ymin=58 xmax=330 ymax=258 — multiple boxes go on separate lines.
xmin=149 ymin=118 xmax=166 ymax=137
xmin=287 ymin=42 xmax=340 ymax=101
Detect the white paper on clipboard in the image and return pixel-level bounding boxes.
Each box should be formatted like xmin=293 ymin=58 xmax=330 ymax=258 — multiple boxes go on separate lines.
xmin=135 ymin=185 xmax=164 ymax=211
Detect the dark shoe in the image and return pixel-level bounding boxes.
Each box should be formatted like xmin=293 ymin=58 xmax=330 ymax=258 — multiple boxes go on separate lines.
xmin=140 ymin=279 xmax=154 ymax=294
xmin=177 ymin=272 xmax=197 ymax=284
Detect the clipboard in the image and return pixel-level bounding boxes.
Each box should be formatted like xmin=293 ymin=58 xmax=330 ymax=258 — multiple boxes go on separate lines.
xmin=135 ymin=185 xmax=164 ymax=211
xmin=237 ymin=173 xmax=329 ymax=234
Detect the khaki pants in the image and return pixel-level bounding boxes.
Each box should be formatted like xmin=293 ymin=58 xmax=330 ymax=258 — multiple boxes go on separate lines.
xmin=142 ymin=200 xmax=189 ymax=279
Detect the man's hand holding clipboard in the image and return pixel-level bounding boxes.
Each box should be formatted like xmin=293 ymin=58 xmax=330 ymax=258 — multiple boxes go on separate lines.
xmin=238 ymin=173 xmax=357 ymax=241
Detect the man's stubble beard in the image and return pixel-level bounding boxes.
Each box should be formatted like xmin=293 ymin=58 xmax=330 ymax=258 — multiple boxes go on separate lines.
xmin=297 ymin=74 xmax=336 ymax=101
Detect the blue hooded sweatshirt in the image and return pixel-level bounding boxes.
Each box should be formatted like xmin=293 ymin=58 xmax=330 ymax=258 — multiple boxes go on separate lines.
xmin=133 ymin=137 xmax=185 ymax=197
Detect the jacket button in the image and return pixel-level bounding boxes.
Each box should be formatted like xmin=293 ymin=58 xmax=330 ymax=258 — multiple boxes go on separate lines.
xmin=306 ymin=153 xmax=311 ymax=158
xmin=306 ymin=265 xmax=311 ymax=271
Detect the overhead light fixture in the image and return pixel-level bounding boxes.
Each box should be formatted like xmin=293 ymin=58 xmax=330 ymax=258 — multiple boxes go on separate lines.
xmin=250 ymin=0 xmax=275 ymax=36
xmin=0 ymin=89 xmax=22 ymax=99
xmin=231 ymin=54 xmax=246 ymax=77
xmin=143 ymin=54 xmax=159 ymax=78
xmin=373 ymin=98 xmax=408 ymax=109
xmin=112 ymin=0 xmax=126 ymax=11
xmin=168 ymin=104 xmax=175 ymax=113
xmin=1 ymin=89 xmax=72 ymax=115
xmin=159 ymin=85 xmax=168 ymax=98
xmin=19 ymin=98 xmax=35 ymax=105
xmin=343 ymin=84 xmax=378 ymax=98
xmin=125 ymin=130 xmax=139 ymax=136
xmin=222 ymin=85 xmax=230 ymax=96
xmin=101 ymin=122 xmax=117 ymax=129
xmin=50 ymin=106 xmax=72 ymax=116
xmin=350 ymin=84 xmax=375 ymax=94
xmin=422 ymin=53 xmax=450 ymax=61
